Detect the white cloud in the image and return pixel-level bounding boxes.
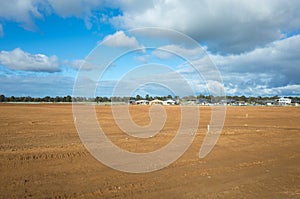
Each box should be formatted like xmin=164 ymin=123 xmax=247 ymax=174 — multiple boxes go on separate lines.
xmin=0 ymin=0 xmax=106 ymax=30
xmin=134 ymin=55 xmax=150 ymax=63
xmin=224 ymin=82 xmax=300 ymax=96
xmin=0 ymin=48 xmax=59 ymax=72
xmin=204 ymin=35 xmax=300 ymax=96
xmin=65 ymin=59 xmax=95 ymax=70
xmin=212 ymin=35 xmax=300 ymax=85
xmin=112 ymin=0 xmax=300 ymax=54
xmin=152 ymin=45 xmax=203 ymax=59
xmin=48 ymin=0 xmax=96 ymax=18
xmin=0 ymin=0 xmax=43 ymax=30
xmin=170 ymin=35 xmax=300 ymax=96
xmin=101 ymin=31 xmax=141 ymax=49
xmin=152 ymin=50 xmax=172 ymax=60
xmin=2 ymin=1 xmax=300 ymax=55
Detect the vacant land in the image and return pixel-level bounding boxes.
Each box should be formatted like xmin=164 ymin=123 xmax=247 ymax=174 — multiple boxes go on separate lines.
xmin=0 ymin=104 xmax=300 ymax=198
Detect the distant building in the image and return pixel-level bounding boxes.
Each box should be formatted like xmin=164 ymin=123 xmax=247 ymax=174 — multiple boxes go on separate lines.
xmin=150 ymin=99 xmax=164 ymax=105
xmin=163 ymin=99 xmax=176 ymax=105
xmin=237 ymin=101 xmax=247 ymax=106
xmin=128 ymin=100 xmax=136 ymax=105
xmin=264 ymin=100 xmax=276 ymax=106
xmin=276 ymin=97 xmax=292 ymax=106
xmin=135 ymin=100 xmax=149 ymax=105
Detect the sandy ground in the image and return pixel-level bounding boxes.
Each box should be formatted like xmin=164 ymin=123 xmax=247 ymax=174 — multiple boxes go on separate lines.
xmin=0 ymin=104 xmax=300 ymax=198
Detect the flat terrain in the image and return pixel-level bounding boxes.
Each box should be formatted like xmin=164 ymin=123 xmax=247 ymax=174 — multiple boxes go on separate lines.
xmin=0 ymin=104 xmax=300 ymax=198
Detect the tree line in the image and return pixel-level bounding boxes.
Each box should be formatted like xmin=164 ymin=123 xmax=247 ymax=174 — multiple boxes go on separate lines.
xmin=0 ymin=94 xmax=176 ymax=103
xmin=0 ymin=94 xmax=299 ymax=103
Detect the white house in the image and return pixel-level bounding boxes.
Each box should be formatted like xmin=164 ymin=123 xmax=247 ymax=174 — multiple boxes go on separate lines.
xmin=150 ymin=99 xmax=164 ymax=105
xmin=277 ymin=97 xmax=292 ymax=106
xmin=135 ymin=100 xmax=149 ymax=105
xmin=163 ymin=99 xmax=176 ymax=105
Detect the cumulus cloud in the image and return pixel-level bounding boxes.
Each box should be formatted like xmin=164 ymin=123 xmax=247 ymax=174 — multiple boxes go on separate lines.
xmin=205 ymin=35 xmax=300 ymax=96
xmin=0 ymin=0 xmax=43 ymax=30
xmin=2 ymin=0 xmax=300 ymax=55
xmin=224 ymin=80 xmax=300 ymax=96
xmin=47 ymin=0 xmax=100 ymax=18
xmin=101 ymin=31 xmax=141 ymax=49
xmin=0 ymin=48 xmax=59 ymax=72
xmin=112 ymin=0 xmax=300 ymax=54
xmin=168 ymin=35 xmax=300 ymax=96
xmin=0 ymin=0 xmax=107 ymax=30
xmin=1 ymin=1 xmax=299 ymax=96
xmin=212 ymin=35 xmax=300 ymax=85
xmin=47 ymin=0 xmax=105 ymax=28
xmin=152 ymin=45 xmax=203 ymax=59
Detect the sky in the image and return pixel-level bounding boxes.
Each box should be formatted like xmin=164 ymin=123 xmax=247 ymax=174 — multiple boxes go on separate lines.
xmin=0 ymin=0 xmax=300 ymax=97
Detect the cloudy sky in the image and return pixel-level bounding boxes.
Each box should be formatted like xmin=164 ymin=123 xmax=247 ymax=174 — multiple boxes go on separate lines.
xmin=0 ymin=0 xmax=300 ymax=97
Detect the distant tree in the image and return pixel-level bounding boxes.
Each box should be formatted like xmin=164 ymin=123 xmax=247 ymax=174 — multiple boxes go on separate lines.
xmin=23 ymin=96 xmax=30 ymax=102
xmin=271 ymin=95 xmax=279 ymax=100
xmin=154 ymin=96 xmax=162 ymax=100
xmin=0 ymin=94 xmax=5 ymax=102
xmin=10 ymin=96 xmax=15 ymax=102
xmin=43 ymin=96 xmax=51 ymax=102
xmin=248 ymin=96 xmax=256 ymax=103
xmin=95 ymin=96 xmax=101 ymax=103
xmin=197 ymin=94 xmax=205 ymax=99
xmin=34 ymin=97 xmax=41 ymax=102
xmin=66 ymin=95 xmax=72 ymax=102
xmin=145 ymin=94 xmax=150 ymax=100
xmin=54 ymin=96 xmax=61 ymax=102
xmin=240 ymin=95 xmax=246 ymax=102
xmin=136 ymin=95 xmax=142 ymax=100
xmin=161 ymin=96 xmax=167 ymax=101
xmin=103 ymin=97 xmax=110 ymax=102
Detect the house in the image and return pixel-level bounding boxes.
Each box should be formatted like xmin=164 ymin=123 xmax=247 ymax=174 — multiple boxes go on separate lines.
xmin=237 ymin=101 xmax=247 ymax=106
xmin=264 ymin=100 xmax=276 ymax=106
xmin=276 ymin=97 xmax=292 ymax=106
xmin=128 ymin=100 xmax=136 ymax=105
xmin=197 ymin=98 xmax=210 ymax=105
xmin=163 ymin=99 xmax=176 ymax=105
xmin=150 ymin=99 xmax=164 ymax=105
xmin=135 ymin=100 xmax=149 ymax=105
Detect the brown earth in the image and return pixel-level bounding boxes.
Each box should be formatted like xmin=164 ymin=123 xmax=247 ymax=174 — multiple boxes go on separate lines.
xmin=0 ymin=104 xmax=300 ymax=198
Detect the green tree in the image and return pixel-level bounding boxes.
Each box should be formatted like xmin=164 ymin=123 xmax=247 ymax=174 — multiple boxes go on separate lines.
xmin=103 ymin=97 xmax=109 ymax=102
xmin=136 ymin=95 xmax=142 ymax=100
xmin=240 ymin=95 xmax=246 ymax=102
xmin=145 ymin=94 xmax=150 ymax=100
xmin=66 ymin=95 xmax=72 ymax=102
xmin=95 ymin=96 xmax=101 ymax=103
xmin=10 ymin=96 xmax=15 ymax=102
xmin=0 ymin=94 xmax=5 ymax=102
xmin=43 ymin=96 xmax=51 ymax=102
xmin=54 ymin=96 xmax=61 ymax=102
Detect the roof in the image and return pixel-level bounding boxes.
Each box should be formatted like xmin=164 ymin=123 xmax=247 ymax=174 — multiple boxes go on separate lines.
xmin=150 ymin=99 xmax=163 ymax=103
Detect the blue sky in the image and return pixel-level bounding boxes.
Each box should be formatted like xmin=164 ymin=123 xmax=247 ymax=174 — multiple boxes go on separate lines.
xmin=0 ymin=0 xmax=300 ymax=97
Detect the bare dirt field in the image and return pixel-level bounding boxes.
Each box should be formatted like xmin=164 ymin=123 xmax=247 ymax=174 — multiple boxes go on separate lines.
xmin=0 ymin=104 xmax=300 ymax=198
